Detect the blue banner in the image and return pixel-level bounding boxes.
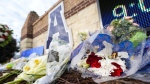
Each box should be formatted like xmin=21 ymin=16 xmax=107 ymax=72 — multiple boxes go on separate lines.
xmin=21 ymin=46 xmax=44 ymax=57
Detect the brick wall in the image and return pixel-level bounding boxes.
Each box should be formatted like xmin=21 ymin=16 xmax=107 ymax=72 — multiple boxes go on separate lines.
xmin=20 ymin=11 xmax=39 ymax=52
xmin=64 ymin=0 xmax=96 ymax=19
xmin=20 ymin=38 xmax=33 ymax=52
xmin=66 ymin=2 xmax=100 ymax=48
xmin=21 ymin=21 xmax=28 ymax=38
xmin=31 ymin=0 xmax=63 ymax=39
xmin=31 ymin=0 xmax=96 ymax=38
xmin=32 ymin=31 xmax=48 ymax=54
xmin=20 ymin=0 xmax=99 ymax=52
xmin=33 ymin=15 xmax=48 ymax=38
xmin=21 ymin=11 xmax=39 ymax=40
xmin=64 ymin=0 xmax=83 ymax=12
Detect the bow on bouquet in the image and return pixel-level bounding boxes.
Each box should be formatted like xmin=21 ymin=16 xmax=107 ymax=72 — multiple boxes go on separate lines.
xmin=71 ymin=17 xmax=149 ymax=83
xmin=0 ymin=24 xmax=13 ymax=47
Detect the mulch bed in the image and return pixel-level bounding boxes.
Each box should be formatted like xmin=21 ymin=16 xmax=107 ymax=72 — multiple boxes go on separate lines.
xmin=0 ymin=69 xmax=150 ymax=84
xmin=0 ymin=69 xmax=22 ymax=84
xmin=55 ymin=70 xmax=150 ymax=84
xmin=1 ymin=74 xmax=18 ymax=83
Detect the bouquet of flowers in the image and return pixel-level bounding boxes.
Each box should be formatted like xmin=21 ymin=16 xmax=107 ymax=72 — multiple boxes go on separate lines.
xmin=33 ymin=34 xmax=72 ymax=84
xmin=107 ymin=17 xmax=147 ymax=47
xmin=6 ymin=56 xmax=47 ymax=84
xmin=0 ymin=57 xmax=28 ymax=71
xmin=70 ymin=17 xmax=150 ymax=83
xmin=0 ymin=24 xmax=13 ymax=47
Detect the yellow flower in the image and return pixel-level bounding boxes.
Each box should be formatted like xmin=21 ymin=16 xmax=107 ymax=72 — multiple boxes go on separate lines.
xmin=82 ymin=64 xmax=90 ymax=68
xmin=6 ymin=63 xmax=13 ymax=69
xmin=34 ymin=59 xmax=40 ymax=65
xmin=77 ymin=58 xmax=90 ymax=68
xmin=24 ymin=66 xmax=30 ymax=71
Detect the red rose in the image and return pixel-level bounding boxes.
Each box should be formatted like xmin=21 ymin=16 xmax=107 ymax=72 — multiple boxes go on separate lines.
xmin=86 ymin=52 xmax=102 ymax=68
xmin=111 ymin=62 xmax=123 ymax=76
xmin=6 ymin=30 xmax=11 ymax=34
xmin=2 ymin=34 xmax=7 ymax=39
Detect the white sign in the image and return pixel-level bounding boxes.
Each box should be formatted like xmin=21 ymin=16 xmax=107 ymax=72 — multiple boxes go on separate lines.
xmin=46 ymin=1 xmax=73 ymax=52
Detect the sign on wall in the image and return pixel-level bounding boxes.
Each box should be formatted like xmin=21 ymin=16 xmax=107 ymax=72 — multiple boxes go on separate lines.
xmin=97 ymin=0 xmax=150 ymax=28
xmin=46 ymin=2 xmax=73 ymax=51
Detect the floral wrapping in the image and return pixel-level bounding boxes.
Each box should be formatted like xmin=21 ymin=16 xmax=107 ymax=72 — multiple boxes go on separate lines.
xmin=70 ymin=18 xmax=150 ymax=83
xmin=33 ymin=34 xmax=72 ymax=84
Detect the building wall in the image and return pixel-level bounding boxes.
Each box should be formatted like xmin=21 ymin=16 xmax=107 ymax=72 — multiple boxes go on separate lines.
xmin=33 ymin=15 xmax=48 ymax=37
xmin=64 ymin=0 xmax=83 ymax=12
xmin=66 ymin=2 xmax=100 ymax=48
xmin=20 ymin=11 xmax=39 ymax=52
xmin=21 ymin=11 xmax=39 ymax=40
xmin=32 ymin=31 xmax=48 ymax=54
xmin=20 ymin=0 xmax=101 ymax=54
xmin=20 ymin=38 xmax=33 ymax=51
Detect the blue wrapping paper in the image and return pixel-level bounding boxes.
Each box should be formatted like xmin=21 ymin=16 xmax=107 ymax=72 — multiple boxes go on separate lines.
xmin=70 ymin=34 xmax=150 ymax=82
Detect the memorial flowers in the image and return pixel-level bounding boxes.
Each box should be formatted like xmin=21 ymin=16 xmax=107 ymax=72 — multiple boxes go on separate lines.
xmin=0 ymin=24 xmax=13 ymax=47
xmin=6 ymin=56 xmax=47 ymax=84
xmin=76 ymin=41 xmax=127 ymax=77
xmin=70 ymin=17 xmax=149 ymax=83
xmin=86 ymin=52 xmax=102 ymax=68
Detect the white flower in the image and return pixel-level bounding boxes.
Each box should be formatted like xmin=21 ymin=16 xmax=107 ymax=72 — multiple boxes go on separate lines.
xmin=0 ymin=32 xmax=3 ymax=36
xmin=4 ymin=32 xmax=8 ymax=36
xmin=0 ymin=25 xmax=3 ymax=29
xmin=99 ymin=57 xmax=126 ymax=72
xmin=78 ymin=32 xmax=87 ymax=41
xmin=77 ymin=58 xmax=90 ymax=68
xmin=95 ymin=41 xmax=113 ymax=58
xmin=0 ymin=38 xmax=4 ymax=42
xmin=96 ymin=41 xmax=129 ymax=59
xmin=88 ymin=58 xmax=126 ymax=76
xmin=15 ymin=56 xmax=47 ymax=82
xmin=113 ymin=59 xmax=126 ymax=71
xmin=117 ymin=52 xmax=129 ymax=59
